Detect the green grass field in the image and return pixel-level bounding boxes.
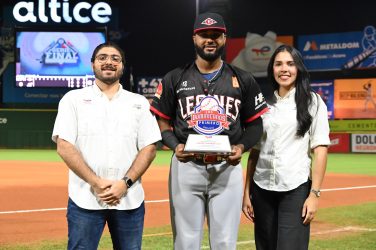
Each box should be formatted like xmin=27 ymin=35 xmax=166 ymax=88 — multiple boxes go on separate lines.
xmin=1 ymin=203 xmax=375 ymax=250
xmin=1 ymin=149 xmax=375 ymax=175
xmin=0 ymin=150 xmax=375 ymax=249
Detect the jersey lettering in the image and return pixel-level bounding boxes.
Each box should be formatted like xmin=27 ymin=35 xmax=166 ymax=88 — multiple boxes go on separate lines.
xmin=179 ymin=95 xmax=241 ymax=121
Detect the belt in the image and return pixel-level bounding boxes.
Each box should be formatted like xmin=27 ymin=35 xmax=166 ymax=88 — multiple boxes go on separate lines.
xmin=193 ymin=154 xmax=227 ymax=164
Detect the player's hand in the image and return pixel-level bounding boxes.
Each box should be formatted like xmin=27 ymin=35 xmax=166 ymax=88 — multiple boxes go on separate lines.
xmin=242 ymin=192 xmax=255 ymax=222
xmin=226 ymin=144 xmax=243 ymax=165
xmin=175 ymin=144 xmax=195 ymax=162
xmin=97 ymin=180 xmax=126 ymax=206
xmin=302 ymin=194 xmax=319 ymax=225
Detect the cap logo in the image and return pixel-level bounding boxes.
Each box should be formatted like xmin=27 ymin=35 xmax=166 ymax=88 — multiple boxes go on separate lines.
xmin=201 ymin=18 xmax=217 ymax=26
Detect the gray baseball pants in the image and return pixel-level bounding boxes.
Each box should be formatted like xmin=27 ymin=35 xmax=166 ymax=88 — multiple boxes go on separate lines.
xmin=169 ymin=154 xmax=243 ymax=250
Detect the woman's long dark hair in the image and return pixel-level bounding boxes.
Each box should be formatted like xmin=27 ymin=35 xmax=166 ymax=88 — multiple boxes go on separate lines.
xmin=266 ymin=45 xmax=313 ymax=137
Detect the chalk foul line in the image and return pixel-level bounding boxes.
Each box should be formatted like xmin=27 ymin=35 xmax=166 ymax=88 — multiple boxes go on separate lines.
xmin=201 ymin=227 xmax=376 ymax=248
xmin=1 ymin=185 xmax=376 ymax=215
xmin=322 ymin=185 xmax=376 ymax=192
xmin=0 ymin=199 xmax=170 ymax=215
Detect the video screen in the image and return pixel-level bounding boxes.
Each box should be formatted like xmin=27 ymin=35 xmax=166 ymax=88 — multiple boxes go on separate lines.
xmin=15 ymin=27 xmax=106 ymax=88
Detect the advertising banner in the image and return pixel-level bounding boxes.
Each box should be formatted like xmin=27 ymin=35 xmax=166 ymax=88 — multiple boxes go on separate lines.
xmin=334 ymin=78 xmax=376 ymax=119
xmin=311 ymin=81 xmax=334 ymax=119
xmin=328 ymin=133 xmax=350 ymax=153
xmin=329 ymin=119 xmax=376 ymax=132
xmin=136 ymin=76 xmax=163 ymax=100
xmin=351 ymin=133 xmax=376 ymax=153
xmin=226 ymin=32 xmax=293 ymax=77
xmin=297 ymin=26 xmax=376 ymax=71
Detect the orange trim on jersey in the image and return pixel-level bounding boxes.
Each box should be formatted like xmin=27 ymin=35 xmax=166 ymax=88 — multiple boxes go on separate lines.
xmin=150 ymin=106 xmax=171 ymax=120
xmin=245 ymin=107 xmax=269 ymax=123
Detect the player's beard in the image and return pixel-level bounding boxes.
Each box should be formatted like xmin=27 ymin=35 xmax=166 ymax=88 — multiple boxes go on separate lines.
xmin=195 ymin=44 xmax=225 ymax=62
xmin=93 ymin=65 xmax=123 ymax=85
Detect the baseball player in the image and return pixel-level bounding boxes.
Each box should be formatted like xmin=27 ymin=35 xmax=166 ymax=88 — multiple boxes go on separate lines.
xmin=150 ymin=12 xmax=268 ymax=250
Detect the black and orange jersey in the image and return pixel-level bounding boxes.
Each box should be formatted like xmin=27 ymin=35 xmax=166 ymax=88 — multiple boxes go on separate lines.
xmin=150 ymin=62 xmax=268 ymax=145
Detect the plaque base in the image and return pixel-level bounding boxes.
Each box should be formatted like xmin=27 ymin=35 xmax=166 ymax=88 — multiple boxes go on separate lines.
xmin=183 ymin=134 xmax=232 ymax=156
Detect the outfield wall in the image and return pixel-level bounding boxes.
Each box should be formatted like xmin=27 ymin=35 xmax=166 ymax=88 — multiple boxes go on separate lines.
xmin=329 ymin=120 xmax=376 ymax=153
xmin=0 ymin=110 xmax=375 ymax=151
xmin=0 ymin=109 xmax=57 ymax=149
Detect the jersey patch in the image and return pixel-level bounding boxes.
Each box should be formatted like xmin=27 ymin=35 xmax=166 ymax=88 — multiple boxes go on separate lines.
xmin=232 ymin=76 xmax=239 ymax=88
xmin=255 ymin=93 xmax=265 ymax=107
xmin=188 ymin=96 xmax=230 ymax=135
xmin=177 ymin=80 xmax=196 ymax=94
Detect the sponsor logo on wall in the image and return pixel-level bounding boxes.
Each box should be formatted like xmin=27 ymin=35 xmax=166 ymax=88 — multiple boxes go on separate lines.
xmin=13 ymin=0 xmax=112 ymax=24
xmin=137 ymin=77 xmax=163 ymax=99
xmin=0 ymin=117 xmax=8 ymax=124
xmin=297 ymin=25 xmax=376 ymax=71
xmin=226 ymin=32 xmax=293 ymax=77
xmin=351 ymin=133 xmax=376 ymax=153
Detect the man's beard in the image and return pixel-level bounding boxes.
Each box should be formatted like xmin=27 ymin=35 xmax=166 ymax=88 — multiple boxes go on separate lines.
xmin=94 ymin=67 xmax=123 ymax=85
xmin=195 ymin=44 xmax=225 ymax=62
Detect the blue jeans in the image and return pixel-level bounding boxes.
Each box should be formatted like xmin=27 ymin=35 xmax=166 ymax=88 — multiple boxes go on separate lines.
xmin=67 ymin=198 xmax=145 ymax=250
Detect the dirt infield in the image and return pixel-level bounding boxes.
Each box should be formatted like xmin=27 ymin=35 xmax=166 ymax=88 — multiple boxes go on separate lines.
xmin=0 ymin=161 xmax=375 ymax=245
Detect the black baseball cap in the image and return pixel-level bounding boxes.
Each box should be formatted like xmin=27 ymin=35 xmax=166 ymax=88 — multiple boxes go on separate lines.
xmin=193 ymin=12 xmax=226 ymax=34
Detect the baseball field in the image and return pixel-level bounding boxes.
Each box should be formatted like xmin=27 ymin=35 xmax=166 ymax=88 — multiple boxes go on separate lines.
xmin=0 ymin=150 xmax=375 ymax=249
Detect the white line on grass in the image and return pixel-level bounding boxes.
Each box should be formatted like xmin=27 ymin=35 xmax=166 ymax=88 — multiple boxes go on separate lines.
xmin=0 ymin=207 xmax=66 ymax=214
xmin=142 ymin=226 xmax=376 ymax=248
xmin=0 ymin=199 xmax=170 ymax=214
xmin=322 ymin=185 xmax=376 ymax=192
xmin=312 ymin=226 xmax=376 ymax=235
xmin=1 ymin=185 xmax=376 ymax=215
xmin=201 ymin=226 xmax=376 ymax=249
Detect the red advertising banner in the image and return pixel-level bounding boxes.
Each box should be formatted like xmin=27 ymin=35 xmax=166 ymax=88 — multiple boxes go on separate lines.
xmin=329 ymin=133 xmax=350 ymax=153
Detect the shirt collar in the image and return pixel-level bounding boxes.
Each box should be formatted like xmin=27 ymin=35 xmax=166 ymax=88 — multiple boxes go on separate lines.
xmin=274 ymin=87 xmax=296 ymax=101
xmin=92 ymin=83 xmax=123 ymax=99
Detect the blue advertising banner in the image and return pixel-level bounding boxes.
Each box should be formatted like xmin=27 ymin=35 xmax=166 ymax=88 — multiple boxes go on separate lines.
xmin=311 ymin=81 xmax=334 ymax=120
xmin=297 ymin=26 xmax=376 ymax=71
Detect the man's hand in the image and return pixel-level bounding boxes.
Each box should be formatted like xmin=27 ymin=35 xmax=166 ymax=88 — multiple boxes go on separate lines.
xmin=91 ymin=178 xmax=112 ymax=197
xmin=97 ymin=179 xmax=127 ymax=206
xmin=175 ymin=144 xmax=195 ymax=162
xmin=226 ymin=144 xmax=244 ymax=165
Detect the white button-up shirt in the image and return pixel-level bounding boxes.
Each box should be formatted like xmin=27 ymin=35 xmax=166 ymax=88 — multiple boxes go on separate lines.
xmin=253 ymin=88 xmax=330 ymax=191
xmin=52 ymin=83 xmax=161 ymax=210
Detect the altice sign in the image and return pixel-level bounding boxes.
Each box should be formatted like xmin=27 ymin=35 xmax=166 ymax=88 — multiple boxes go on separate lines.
xmin=13 ymin=0 xmax=112 ymax=24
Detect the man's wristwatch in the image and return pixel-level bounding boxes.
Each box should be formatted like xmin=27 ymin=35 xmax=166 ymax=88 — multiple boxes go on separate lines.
xmin=310 ymin=189 xmax=321 ymax=197
xmin=122 ymin=176 xmax=134 ymax=188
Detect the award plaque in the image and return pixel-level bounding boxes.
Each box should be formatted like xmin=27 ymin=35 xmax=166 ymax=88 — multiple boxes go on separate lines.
xmin=183 ymin=134 xmax=232 ymax=155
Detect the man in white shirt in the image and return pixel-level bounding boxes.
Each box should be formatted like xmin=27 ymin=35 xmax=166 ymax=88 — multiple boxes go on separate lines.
xmin=52 ymin=42 xmax=161 ymax=250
